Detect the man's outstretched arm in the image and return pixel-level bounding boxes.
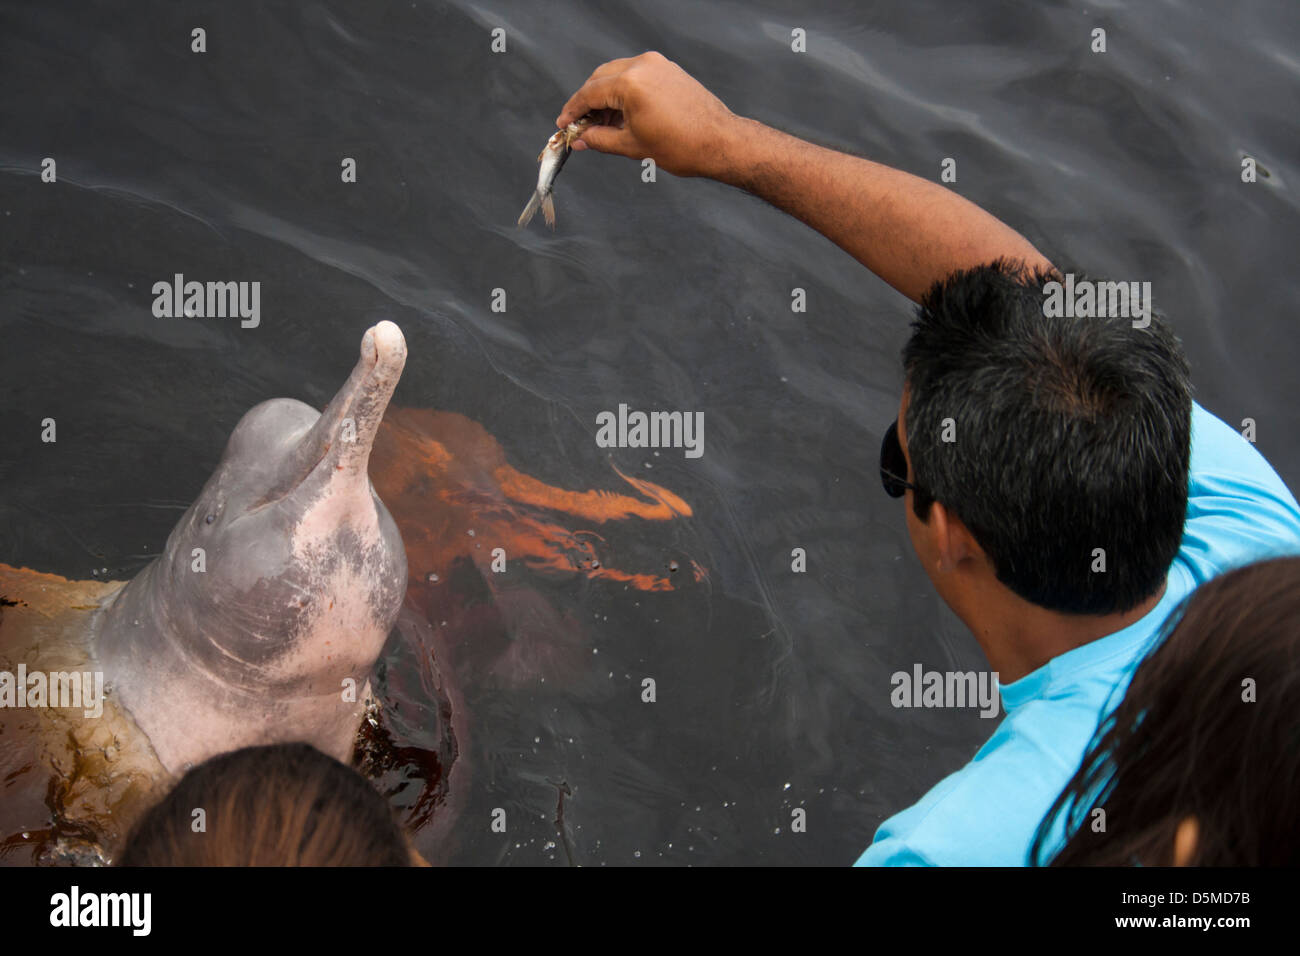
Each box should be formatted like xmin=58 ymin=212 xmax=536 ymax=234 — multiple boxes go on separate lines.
xmin=557 ymin=52 xmax=1054 ymax=303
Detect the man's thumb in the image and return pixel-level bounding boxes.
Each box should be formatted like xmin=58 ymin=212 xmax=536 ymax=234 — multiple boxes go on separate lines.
xmin=576 ymin=123 xmax=634 ymax=157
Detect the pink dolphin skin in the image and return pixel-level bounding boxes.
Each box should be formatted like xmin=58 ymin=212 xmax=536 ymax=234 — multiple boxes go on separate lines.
xmin=95 ymin=321 xmax=410 ymax=773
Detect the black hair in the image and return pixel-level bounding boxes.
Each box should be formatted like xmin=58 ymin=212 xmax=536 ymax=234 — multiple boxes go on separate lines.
xmin=902 ymin=259 xmax=1191 ymax=614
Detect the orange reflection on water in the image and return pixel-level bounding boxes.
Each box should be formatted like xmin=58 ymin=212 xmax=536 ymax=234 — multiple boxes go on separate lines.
xmin=371 ymin=407 xmax=697 ymax=594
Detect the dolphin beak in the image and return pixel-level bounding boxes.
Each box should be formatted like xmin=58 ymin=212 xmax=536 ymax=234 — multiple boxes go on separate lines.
xmin=271 ymin=321 xmax=407 ymax=500
xmin=329 ymin=320 xmax=407 ymax=479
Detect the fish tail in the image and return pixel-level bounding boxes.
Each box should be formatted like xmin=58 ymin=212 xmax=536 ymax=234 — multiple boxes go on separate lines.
xmin=541 ymin=191 xmax=557 ymax=229
xmin=517 ymin=190 xmax=544 ymax=228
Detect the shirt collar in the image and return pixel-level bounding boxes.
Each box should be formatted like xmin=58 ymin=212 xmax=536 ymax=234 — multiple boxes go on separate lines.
xmin=997 ymin=564 xmax=1191 ymax=713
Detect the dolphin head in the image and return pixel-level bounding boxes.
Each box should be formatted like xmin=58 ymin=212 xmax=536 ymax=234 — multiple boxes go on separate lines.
xmin=169 ymin=321 xmax=408 ymax=685
xmin=97 ymin=321 xmax=410 ymax=772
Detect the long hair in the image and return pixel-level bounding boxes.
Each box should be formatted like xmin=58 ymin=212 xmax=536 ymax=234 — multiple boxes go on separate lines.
xmin=118 ymin=742 xmax=413 ymax=866
xmin=1032 ymin=556 xmax=1300 ymax=866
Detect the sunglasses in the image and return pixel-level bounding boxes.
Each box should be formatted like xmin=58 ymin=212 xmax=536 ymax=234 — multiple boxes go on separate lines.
xmin=880 ymin=419 xmax=924 ymax=499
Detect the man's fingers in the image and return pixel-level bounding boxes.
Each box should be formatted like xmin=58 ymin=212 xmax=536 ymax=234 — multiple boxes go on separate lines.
xmin=586 ymin=57 xmax=635 ymax=82
xmin=574 ymin=123 xmax=635 ymax=157
xmin=572 ymin=112 xmax=622 ymax=151
xmin=556 ymin=61 xmax=632 ymax=126
xmin=556 ymin=75 xmax=625 ymax=128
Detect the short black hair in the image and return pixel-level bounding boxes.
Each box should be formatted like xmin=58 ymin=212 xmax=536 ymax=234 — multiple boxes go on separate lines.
xmin=901 ymin=259 xmax=1191 ymax=615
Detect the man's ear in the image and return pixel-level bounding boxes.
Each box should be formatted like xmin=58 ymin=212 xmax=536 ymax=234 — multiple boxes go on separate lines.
xmin=929 ymin=501 xmax=977 ymax=572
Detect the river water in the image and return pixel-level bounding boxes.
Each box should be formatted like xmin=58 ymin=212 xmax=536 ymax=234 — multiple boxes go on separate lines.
xmin=1 ymin=0 xmax=1297 ymax=865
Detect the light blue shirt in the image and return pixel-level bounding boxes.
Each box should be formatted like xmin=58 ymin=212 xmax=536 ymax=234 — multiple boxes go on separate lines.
xmin=855 ymin=402 xmax=1300 ymax=866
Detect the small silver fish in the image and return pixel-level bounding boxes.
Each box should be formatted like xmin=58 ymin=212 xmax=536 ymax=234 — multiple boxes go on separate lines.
xmin=517 ymin=116 xmax=594 ymax=230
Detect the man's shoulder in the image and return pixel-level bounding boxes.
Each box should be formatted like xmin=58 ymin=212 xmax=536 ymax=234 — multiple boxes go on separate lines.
xmin=1183 ymin=402 xmax=1300 ymax=578
xmin=1190 ymin=402 xmax=1293 ymax=493
xmin=856 ymin=705 xmax=1098 ymax=867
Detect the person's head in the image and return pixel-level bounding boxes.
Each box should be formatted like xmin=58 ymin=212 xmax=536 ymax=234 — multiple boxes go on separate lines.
xmin=1031 ymin=556 xmax=1300 ymax=866
xmin=117 ymin=742 xmax=416 ymax=866
xmin=888 ymin=259 xmax=1191 ymax=619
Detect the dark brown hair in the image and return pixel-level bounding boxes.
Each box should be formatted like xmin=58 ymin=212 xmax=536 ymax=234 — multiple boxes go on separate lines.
xmin=1032 ymin=556 xmax=1300 ymax=866
xmin=117 ymin=742 xmax=413 ymax=866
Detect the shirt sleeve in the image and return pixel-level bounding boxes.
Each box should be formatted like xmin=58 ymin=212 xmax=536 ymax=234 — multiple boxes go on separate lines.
xmin=854 ymin=836 xmax=937 ymax=867
xmin=1179 ymin=402 xmax=1300 ymax=582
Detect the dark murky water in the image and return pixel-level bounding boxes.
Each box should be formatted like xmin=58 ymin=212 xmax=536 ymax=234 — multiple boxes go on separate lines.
xmin=1 ymin=0 xmax=1297 ymax=865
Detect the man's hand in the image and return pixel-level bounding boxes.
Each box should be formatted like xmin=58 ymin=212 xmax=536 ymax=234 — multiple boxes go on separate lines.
xmin=557 ymin=52 xmax=1052 ymax=302
xmin=556 ymin=51 xmax=739 ymax=178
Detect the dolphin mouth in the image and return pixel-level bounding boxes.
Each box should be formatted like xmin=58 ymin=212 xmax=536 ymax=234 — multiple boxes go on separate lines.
xmin=256 ymin=321 xmax=408 ymax=507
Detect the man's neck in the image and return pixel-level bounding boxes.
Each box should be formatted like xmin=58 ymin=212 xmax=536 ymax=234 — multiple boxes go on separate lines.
xmin=968 ymin=581 xmax=1168 ymax=684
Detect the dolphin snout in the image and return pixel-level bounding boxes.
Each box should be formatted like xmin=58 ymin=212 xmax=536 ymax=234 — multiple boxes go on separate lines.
xmin=275 ymin=322 xmax=408 ymax=498
xmin=330 ymin=322 xmax=406 ymax=479
xmin=252 ymin=322 xmax=408 ymax=511
xmin=362 ymin=320 xmax=407 ymax=381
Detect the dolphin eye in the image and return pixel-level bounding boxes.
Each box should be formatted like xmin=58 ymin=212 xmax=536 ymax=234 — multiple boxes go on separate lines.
xmin=205 ymin=514 xmax=216 ymax=525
